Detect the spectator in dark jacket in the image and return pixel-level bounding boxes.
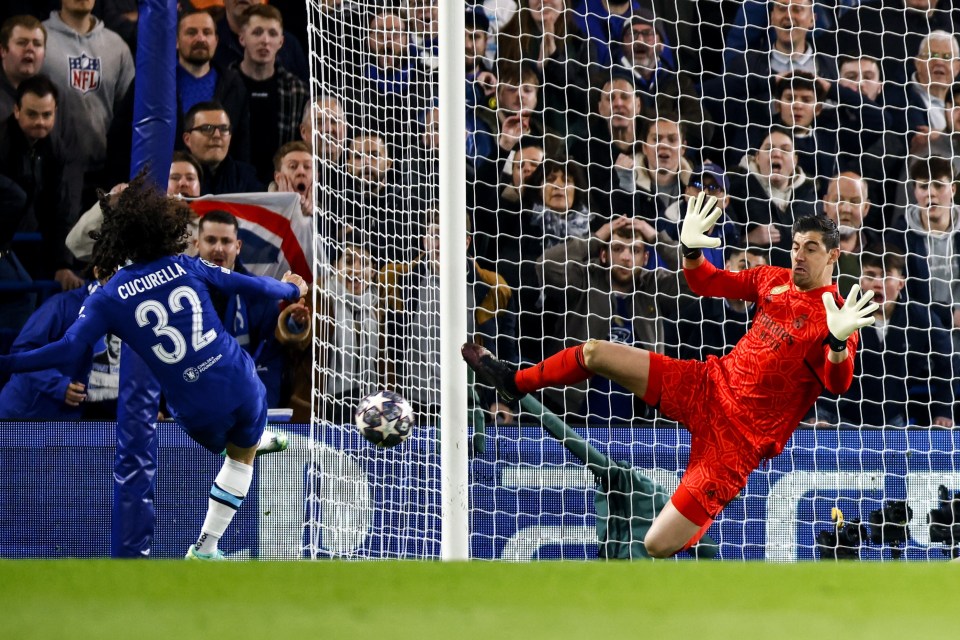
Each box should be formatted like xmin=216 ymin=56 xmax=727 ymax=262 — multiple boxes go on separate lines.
xmin=726 ymin=125 xmax=819 ymax=267
xmin=734 ymin=72 xmax=838 ymax=187
xmin=214 ymin=0 xmax=309 ymax=82
xmin=182 ymin=101 xmax=263 ymax=195
xmin=886 ymin=156 xmax=960 ymax=334
xmin=818 ymin=0 xmax=958 ymax=86
xmin=0 ymin=75 xmax=76 ymax=290
xmin=232 ymin=4 xmax=307 ymax=184
xmin=833 ymin=54 xmax=893 ymax=179
xmin=702 ymin=0 xmax=837 ymax=166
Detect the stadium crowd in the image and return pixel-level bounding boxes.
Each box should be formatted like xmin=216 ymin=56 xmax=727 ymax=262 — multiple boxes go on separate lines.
xmin=0 ymin=0 xmax=958 ymax=431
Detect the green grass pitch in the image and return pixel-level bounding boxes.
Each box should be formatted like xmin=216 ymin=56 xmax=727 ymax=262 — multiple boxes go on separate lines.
xmin=1 ymin=561 xmax=955 ymax=639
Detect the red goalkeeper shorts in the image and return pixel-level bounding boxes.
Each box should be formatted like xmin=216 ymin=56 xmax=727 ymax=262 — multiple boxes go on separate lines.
xmin=642 ymin=352 xmax=762 ymax=524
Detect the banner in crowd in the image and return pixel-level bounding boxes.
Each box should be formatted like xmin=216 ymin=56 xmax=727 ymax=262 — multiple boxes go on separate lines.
xmin=1 ymin=423 xmax=958 ymax=561
xmin=188 ymin=193 xmax=314 ymax=283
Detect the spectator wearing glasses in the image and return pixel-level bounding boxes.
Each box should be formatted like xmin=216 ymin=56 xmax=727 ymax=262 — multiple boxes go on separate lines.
xmin=861 ymin=31 xmax=960 ymax=218
xmin=182 ymin=101 xmax=263 ymax=195
xmin=819 ymin=0 xmax=957 ymax=87
xmin=895 ymin=31 xmax=960 ymax=146
xmin=175 ymin=8 xmax=251 ymax=162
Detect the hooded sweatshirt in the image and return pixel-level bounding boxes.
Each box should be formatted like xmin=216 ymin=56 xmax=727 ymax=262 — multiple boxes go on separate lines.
xmin=42 ymin=11 xmax=135 ymax=170
xmin=903 ymin=203 xmax=960 ymax=308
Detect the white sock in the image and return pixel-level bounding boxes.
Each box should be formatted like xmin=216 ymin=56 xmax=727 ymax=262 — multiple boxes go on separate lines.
xmin=194 ymin=458 xmax=253 ymax=554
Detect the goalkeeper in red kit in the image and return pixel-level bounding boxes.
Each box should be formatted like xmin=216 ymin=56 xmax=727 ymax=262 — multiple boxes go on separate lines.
xmin=462 ymin=192 xmax=879 ymax=558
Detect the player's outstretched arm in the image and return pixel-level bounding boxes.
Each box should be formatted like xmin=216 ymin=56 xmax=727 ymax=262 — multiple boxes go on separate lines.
xmin=0 ymin=332 xmax=90 ymax=375
xmin=679 ymin=191 xmax=723 ymax=268
xmin=194 ymin=258 xmax=304 ymax=302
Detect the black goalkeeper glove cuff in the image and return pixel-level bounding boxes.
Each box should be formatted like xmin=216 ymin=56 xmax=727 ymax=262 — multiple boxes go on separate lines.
xmin=681 ymin=244 xmax=702 ymax=260
xmin=827 ymin=333 xmax=847 ymax=352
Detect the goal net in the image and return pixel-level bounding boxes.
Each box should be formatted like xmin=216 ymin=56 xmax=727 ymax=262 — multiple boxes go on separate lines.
xmin=303 ymin=0 xmax=960 ymax=561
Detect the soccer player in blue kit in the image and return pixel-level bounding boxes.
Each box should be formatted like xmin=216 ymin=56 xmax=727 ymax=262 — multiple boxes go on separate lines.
xmin=0 ymin=176 xmax=308 ymax=560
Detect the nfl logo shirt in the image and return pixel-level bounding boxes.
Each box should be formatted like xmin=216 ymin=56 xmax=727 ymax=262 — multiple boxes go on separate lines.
xmin=68 ymin=52 xmax=101 ymax=94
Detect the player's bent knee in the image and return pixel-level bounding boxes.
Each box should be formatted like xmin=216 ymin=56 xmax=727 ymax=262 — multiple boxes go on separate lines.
xmin=580 ymin=339 xmax=605 ymax=369
xmin=644 ymin=533 xmax=680 ymax=559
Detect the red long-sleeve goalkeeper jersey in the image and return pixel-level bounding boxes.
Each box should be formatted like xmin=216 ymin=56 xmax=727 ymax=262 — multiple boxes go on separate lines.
xmin=683 ymin=260 xmax=857 ymax=457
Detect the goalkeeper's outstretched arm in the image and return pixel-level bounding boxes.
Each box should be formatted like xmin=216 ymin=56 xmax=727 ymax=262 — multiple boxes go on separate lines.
xmin=679 ymin=192 xmax=722 ymax=270
xmin=679 ymin=192 xmax=760 ymax=302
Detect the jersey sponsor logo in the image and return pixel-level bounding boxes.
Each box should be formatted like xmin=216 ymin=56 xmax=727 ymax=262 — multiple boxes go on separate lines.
xmin=68 ymin=52 xmax=101 ymax=94
xmin=770 ymin=285 xmax=789 ymax=295
xmin=117 ymin=263 xmax=188 ymax=299
xmin=753 ymin=307 xmax=795 ymax=351
xmin=182 ymin=353 xmax=223 ymax=382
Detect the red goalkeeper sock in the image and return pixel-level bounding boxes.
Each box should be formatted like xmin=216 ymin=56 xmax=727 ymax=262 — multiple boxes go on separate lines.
xmin=515 ymin=344 xmax=592 ymax=394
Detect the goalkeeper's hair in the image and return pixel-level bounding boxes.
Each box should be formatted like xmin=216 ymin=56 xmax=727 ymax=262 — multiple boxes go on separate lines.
xmin=91 ymin=169 xmax=192 ymax=274
xmin=792 ymin=215 xmax=840 ymax=251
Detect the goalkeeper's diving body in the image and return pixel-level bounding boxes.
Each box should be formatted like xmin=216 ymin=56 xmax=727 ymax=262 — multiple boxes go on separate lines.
xmin=0 ymin=176 xmax=308 ymax=560
xmin=463 ymin=192 xmax=879 ymax=558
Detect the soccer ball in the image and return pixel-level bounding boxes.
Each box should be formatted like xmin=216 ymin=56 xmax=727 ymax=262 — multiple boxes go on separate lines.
xmin=354 ymin=390 xmax=415 ymax=448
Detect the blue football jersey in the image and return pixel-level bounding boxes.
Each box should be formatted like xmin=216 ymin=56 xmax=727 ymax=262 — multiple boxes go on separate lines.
xmin=1 ymin=255 xmax=301 ymax=422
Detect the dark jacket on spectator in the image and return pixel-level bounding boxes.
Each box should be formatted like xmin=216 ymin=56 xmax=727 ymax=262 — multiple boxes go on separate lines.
xmin=726 ymin=163 xmax=819 ymax=268
xmin=570 ymin=115 xmax=637 ymax=219
xmin=0 ymin=115 xmax=72 ymax=275
xmin=200 ymin=155 xmax=264 ymax=196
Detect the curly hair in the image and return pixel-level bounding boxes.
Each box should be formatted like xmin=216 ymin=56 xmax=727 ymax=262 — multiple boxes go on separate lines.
xmin=91 ymin=171 xmax=192 ymax=275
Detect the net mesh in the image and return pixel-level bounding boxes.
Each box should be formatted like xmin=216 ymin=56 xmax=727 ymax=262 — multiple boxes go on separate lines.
xmin=298 ymin=0 xmax=960 ymax=561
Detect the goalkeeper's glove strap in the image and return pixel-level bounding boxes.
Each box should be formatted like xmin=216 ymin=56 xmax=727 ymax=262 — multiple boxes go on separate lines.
xmin=826 ymin=333 xmax=847 ymax=352
xmin=681 ymin=244 xmax=702 ymax=260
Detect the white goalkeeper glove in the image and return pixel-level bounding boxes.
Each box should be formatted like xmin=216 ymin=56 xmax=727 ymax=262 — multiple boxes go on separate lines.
xmin=680 ymin=191 xmax=723 ymax=258
xmin=821 ymin=284 xmax=879 ymax=351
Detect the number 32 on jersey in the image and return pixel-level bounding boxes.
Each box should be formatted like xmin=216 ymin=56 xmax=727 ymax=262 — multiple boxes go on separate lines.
xmin=135 ymin=286 xmax=217 ymax=364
